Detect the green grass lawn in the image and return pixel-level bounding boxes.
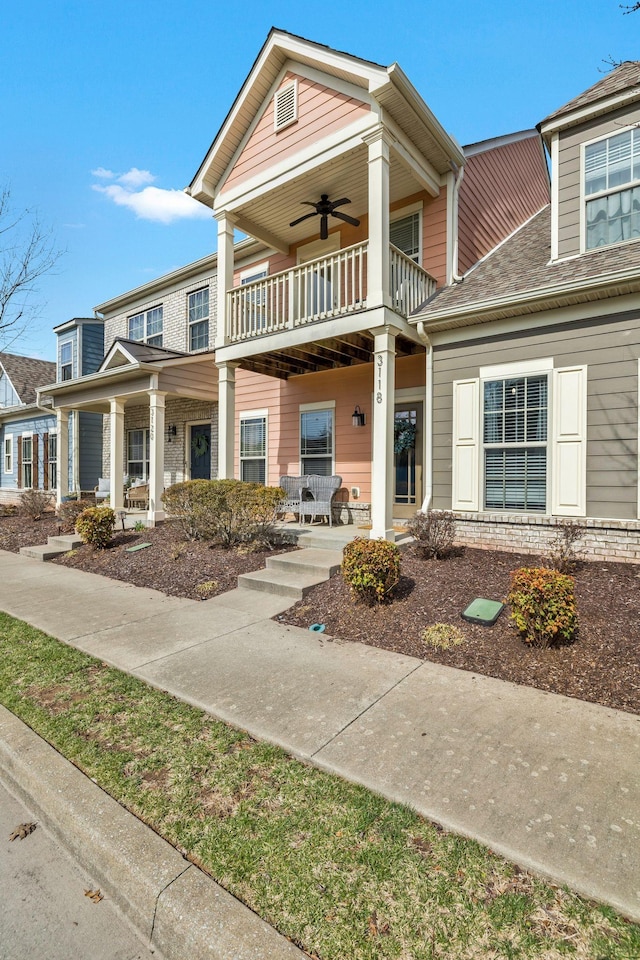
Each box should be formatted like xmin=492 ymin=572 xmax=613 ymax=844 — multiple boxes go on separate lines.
xmin=1 ymin=611 xmax=637 ymax=960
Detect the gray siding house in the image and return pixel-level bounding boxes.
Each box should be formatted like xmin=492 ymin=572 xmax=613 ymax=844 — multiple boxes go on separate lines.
xmin=0 ymin=353 xmax=57 ymax=502
xmin=412 ymin=61 xmax=640 ymax=562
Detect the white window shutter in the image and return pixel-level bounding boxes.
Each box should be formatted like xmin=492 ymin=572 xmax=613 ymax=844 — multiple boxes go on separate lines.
xmin=452 ymin=378 xmax=479 ymax=511
xmin=552 ymin=365 xmax=587 ymax=516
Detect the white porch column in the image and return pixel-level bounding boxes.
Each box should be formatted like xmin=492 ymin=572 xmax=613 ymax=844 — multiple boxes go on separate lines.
xmin=216 ymin=361 xmax=238 ymax=479
xmin=365 ymin=128 xmax=393 ymax=309
xmin=148 ymin=390 xmax=166 ymax=523
xmin=109 ymin=398 xmax=125 ymax=512
xmin=370 ymin=325 xmax=397 ymax=541
xmin=215 ymin=212 xmax=236 ymax=349
xmin=56 ymin=407 xmax=70 ymax=505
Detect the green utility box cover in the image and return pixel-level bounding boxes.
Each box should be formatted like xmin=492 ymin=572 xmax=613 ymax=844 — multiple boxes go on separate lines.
xmin=125 ymin=542 xmax=152 ymax=553
xmin=461 ymin=598 xmax=504 ymax=627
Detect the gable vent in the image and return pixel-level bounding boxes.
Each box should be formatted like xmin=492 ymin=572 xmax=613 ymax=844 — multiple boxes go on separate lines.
xmin=274 ymin=80 xmax=298 ymax=132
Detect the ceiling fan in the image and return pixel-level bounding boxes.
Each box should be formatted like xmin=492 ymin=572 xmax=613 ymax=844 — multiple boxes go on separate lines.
xmin=289 ymin=194 xmax=360 ymax=240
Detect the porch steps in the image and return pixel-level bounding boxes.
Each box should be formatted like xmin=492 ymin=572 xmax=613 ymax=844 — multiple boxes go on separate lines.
xmin=19 ymin=534 xmax=83 ymax=562
xmin=237 ymin=547 xmax=342 ymax=600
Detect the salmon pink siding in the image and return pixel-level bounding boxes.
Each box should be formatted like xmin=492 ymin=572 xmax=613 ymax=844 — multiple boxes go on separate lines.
xmin=421 ymin=189 xmax=448 ymax=286
xmin=222 ymin=72 xmax=371 ymax=194
xmin=235 ymin=354 xmax=425 ymax=501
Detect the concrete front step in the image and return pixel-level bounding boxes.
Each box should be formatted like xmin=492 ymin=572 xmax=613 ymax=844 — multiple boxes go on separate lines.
xmin=19 ymin=534 xmax=83 ymax=562
xmin=238 ymin=566 xmax=325 ymax=600
xmin=266 ymin=548 xmax=342 ymax=578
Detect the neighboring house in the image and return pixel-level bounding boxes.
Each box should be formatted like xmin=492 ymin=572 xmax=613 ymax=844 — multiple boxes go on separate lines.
xmin=0 ymin=352 xmax=57 ymax=503
xmin=39 ymin=32 xmax=640 ymax=561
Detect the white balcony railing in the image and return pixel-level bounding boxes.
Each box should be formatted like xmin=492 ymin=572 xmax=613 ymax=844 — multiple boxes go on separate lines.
xmin=226 ymin=239 xmax=436 ymax=343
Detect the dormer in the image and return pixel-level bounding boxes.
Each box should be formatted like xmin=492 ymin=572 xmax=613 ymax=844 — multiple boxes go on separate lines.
xmin=539 ymin=61 xmax=640 ymax=261
xmin=53 ymin=317 xmax=105 ymax=382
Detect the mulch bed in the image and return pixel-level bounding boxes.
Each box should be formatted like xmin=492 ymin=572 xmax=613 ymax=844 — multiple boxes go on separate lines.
xmin=3 ymin=514 xmax=639 ymax=715
xmin=0 ymin=514 xmax=295 ymax=601
xmin=279 ymin=545 xmax=640 ymax=716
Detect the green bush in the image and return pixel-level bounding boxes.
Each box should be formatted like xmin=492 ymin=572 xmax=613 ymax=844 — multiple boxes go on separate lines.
xmin=341 ymin=537 xmax=401 ymax=605
xmin=406 ymin=509 xmax=456 ymax=559
xmin=162 ymin=479 xmax=284 ymax=548
xmin=421 ymin=622 xmax=466 ymax=650
xmin=18 ymin=488 xmax=53 ymax=520
xmin=508 ymin=567 xmax=578 ymax=648
xmin=75 ymin=506 xmax=116 ymax=550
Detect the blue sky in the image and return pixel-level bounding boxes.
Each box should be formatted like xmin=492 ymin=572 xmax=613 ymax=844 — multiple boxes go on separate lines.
xmin=1 ymin=0 xmax=636 ymax=359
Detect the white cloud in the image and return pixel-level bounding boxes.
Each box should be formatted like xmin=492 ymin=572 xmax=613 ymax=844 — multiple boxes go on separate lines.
xmin=92 ymin=167 xmax=210 ymax=224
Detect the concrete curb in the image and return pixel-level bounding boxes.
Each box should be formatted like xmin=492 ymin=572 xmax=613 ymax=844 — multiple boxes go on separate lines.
xmin=0 ymin=706 xmax=303 ymax=960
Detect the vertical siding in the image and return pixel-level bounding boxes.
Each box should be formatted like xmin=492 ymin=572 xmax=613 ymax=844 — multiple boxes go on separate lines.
xmin=235 ymin=353 xmax=425 ymax=501
xmin=81 ymin=323 xmax=105 ymax=376
xmin=557 ymin=103 xmax=640 ymax=259
xmin=458 ymin=135 xmax=550 ymax=275
xmin=222 ymin=72 xmax=370 ymax=194
xmin=431 ymin=312 xmax=640 ymax=520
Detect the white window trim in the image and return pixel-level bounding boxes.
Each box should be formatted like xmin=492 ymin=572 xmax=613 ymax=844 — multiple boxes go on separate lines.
xmin=299 ymin=403 xmax=335 ymax=476
xmin=240 ymin=261 xmax=269 ymax=283
xmin=580 ymin=123 xmax=640 ymax=255
xmin=480 ymin=358 xmax=553 ymax=380
xmin=187 ymin=286 xmax=210 ymax=352
xmin=59 ymin=338 xmax=74 ymax=381
xmin=20 ymin=432 xmax=34 ymax=489
xmin=126 ymin=427 xmax=150 ymax=482
xmin=128 ymin=305 xmax=163 ymax=346
xmin=4 ymin=433 xmax=13 ymax=474
xmin=274 ymin=78 xmax=298 ymax=132
xmin=390 ymin=202 xmax=423 ymax=265
xmin=47 ymin=428 xmax=58 ymax=491
xmin=239 ymin=409 xmax=268 ymax=485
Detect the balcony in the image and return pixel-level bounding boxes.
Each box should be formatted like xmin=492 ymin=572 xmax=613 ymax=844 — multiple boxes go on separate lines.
xmin=226 ymin=241 xmax=436 ymax=344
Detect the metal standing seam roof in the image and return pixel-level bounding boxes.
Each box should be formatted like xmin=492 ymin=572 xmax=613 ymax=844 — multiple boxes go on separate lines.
xmin=413 ymin=205 xmax=640 ymax=323
xmin=0 ymin=352 xmax=56 ymax=406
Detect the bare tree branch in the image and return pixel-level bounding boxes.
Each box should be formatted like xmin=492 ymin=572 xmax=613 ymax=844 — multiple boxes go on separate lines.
xmin=0 ymin=186 xmax=64 ymax=348
xmin=621 ymin=2 xmax=640 ymax=13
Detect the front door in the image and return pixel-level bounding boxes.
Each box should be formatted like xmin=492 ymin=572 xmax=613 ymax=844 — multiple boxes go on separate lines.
xmin=394 ymin=402 xmax=423 ymax=519
xmin=189 ymin=423 xmax=211 ymax=480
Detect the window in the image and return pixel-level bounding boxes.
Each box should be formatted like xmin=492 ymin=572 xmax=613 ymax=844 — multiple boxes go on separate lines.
xmin=127 ymin=429 xmax=149 ymax=482
xmin=240 ymin=415 xmax=266 ymax=484
xmin=390 ymin=211 xmax=421 ymax=263
xmin=300 ymin=407 xmax=333 ymax=476
xmin=483 ymin=375 xmax=548 ymax=512
xmin=21 ymin=436 xmax=33 ymax=489
xmin=128 ymin=306 xmax=163 ymax=347
xmin=60 ymin=341 xmax=73 ymax=381
xmin=4 ymin=435 xmax=12 ymax=474
xmin=274 ymin=79 xmax=298 ymax=131
xmin=47 ymin=433 xmax=57 ymax=491
xmin=584 ymin=129 xmax=640 ymax=249
xmin=188 ymin=288 xmax=209 ymax=351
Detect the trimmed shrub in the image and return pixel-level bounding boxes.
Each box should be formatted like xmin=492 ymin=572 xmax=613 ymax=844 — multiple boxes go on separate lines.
xmin=547 ymin=519 xmax=585 ymax=573
xmin=75 ymin=506 xmax=116 ymax=550
xmin=18 ymin=488 xmax=53 ymax=520
xmin=508 ymin=567 xmax=578 ymax=648
xmin=162 ymin=479 xmax=284 ymax=547
xmin=56 ymin=499 xmax=93 ymax=532
xmin=406 ymin=509 xmax=456 ymax=559
xmin=341 ymin=537 xmax=401 ymax=605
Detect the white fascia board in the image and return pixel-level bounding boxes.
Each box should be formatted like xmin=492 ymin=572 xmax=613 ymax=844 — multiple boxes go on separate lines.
xmin=464 ymin=129 xmax=540 ymax=157
xmin=39 ymin=362 xmax=162 ymax=399
xmin=539 ymin=85 xmax=640 ymax=140
xmin=215 ymin=114 xmax=378 ymax=211
xmin=385 ymin=63 xmax=465 ymax=167
xmin=382 ymin=112 xmax=441 ymax=197
xmin=427 ymin=287 xmax=640 ymax=347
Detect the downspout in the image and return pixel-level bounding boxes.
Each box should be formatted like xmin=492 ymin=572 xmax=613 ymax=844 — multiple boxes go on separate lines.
xmin=449 ymin=160 xmax=465 ymax=284
xmin=416 ymin=322 xmax=433 ymax=511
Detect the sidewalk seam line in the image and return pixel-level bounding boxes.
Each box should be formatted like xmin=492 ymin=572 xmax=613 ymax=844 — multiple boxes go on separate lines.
xmin=309 ymin=660 xmax=425 ymax=758
xmin=150 ymin=863 xmax=192 ymax=947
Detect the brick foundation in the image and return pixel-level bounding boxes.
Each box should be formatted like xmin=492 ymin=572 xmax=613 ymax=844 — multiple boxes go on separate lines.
xmin=453 ymin=512 xmax=640 ymax=564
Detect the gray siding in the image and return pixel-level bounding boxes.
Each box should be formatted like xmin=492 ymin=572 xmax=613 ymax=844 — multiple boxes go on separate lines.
xmin=57 ymin=332 xmax=78 ymax=380
xmin=0 ymin=371 xmax=19 ymax=407
xmin=432 ymin=310 xmax=640 ymax=521
xmin=557 ymin=103 xmax=640 ymax=259
xmin=78 ymin=411 xmax=103 ymax=490
xmin=81 ymin=324 xmax=105 ymax=376
xmin=0 ymin=412 xmax=58 ymax=489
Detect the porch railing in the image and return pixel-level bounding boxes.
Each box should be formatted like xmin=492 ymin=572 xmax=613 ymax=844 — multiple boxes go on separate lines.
xmin=389 ymin=244 xmax=436 ymax=317
xmin=226 ymin=239 xmax=436 ymax=343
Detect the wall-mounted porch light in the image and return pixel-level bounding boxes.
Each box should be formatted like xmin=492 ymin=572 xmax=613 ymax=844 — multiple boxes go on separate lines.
xmin=352 ymin=405 xmax=366 ymax=428
xmin=166 ymin=423 xmax=177 ymax=442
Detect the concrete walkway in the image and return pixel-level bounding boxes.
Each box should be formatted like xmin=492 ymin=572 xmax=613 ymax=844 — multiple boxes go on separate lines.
xmin=0 ymin=549 xmax=639 ymax=925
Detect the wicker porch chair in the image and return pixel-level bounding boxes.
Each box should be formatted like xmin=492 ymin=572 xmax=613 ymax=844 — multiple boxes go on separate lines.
xmin=126 ymin=482 xmax=149 ymax=509
xmin=299 ymin=474 xmax=342 ymax=527
xmin=278 ymin=475 xmax=309 ymax=520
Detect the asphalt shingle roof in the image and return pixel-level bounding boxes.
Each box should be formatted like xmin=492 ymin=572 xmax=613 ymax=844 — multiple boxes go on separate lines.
xmin=416 ymin=206 xmax=640 ymax=321
xmin=541 ymin=61 xmax=640 ymax=125
xmin=0 ymin=352 xmax=56 ymax=405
